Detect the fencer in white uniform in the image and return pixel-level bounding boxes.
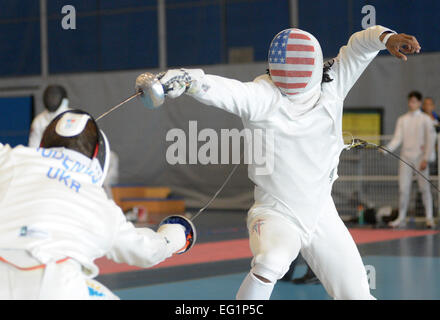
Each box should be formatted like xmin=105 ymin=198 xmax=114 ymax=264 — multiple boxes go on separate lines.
xmin=153 ymin=25 xmax=420 ymax=299
xmin=386 ymin=93 xmax=435 ymax=228
xmin=28 ymin=85 xmax=119 ymax=200
xmin=28 ymin=85 xmax=71 ymax=148
xmin=0 ymin=110 xmax=193 ymax=299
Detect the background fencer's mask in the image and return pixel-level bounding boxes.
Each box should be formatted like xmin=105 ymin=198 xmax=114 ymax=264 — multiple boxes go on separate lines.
xmin=43 ymin=85 xmax=68 ymax=113
xmin=40 ymin=110 xmax=110 ymax=186
xmin=268 ymin=28 xmax=323 ymax=97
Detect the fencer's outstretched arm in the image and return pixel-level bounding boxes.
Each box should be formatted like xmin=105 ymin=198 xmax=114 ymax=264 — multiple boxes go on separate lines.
xmin=106 ymin=209 xmax=186 ymax=268
xmin=190 ymin=74 xmax=278 ymax=121
xmin=329 ymin=26 xmax=420 ymax=99
xmin=386 ymin=117 xmax=403 ymax=152
xmin=159 ymin=69 xmax=277 ymax=121
xmin=329 ymin=25 xmax=393 ymax=99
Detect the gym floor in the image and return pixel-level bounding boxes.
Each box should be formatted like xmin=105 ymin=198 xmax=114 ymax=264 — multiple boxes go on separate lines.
xmin=96 ymin=211 xmax=440 ymax=300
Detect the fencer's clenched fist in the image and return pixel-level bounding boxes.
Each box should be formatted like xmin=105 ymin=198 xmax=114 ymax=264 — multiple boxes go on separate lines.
xmin=157 ymin=223 xmax=187 ymax=254
xmin=157 ymin=215 xmax=196 ymax=254
xmin=382 ymin=32 xmax=421 ymax=61
xmin=158 ymin=69 xmax=204 ymax=98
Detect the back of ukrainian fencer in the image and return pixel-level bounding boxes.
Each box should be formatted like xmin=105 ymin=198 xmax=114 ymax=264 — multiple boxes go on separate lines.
xmin=0 ymin=143 xmax=120 ymax=276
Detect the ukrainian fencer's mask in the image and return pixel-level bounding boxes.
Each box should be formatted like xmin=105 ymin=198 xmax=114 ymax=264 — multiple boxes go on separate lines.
xmin=40 ymin=110 xmax=110 ymax=186
xmin=43 ymin=85 xmax=68 ymax=113
xmin=268 ymin=28 xmax=323 ymax=110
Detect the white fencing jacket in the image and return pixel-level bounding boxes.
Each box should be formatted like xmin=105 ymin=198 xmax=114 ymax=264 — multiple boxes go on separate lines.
xmin=0 ymin=144 xmax=174 ymax=278
xmin=387 ymin=109 xmax=434 ymax=162
xmin=188 ymin=26 xmax=392 ymax=234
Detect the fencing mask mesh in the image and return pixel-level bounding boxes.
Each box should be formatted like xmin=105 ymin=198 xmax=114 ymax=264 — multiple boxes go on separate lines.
xmin=268 ymin=28 xmax=323 ymax=97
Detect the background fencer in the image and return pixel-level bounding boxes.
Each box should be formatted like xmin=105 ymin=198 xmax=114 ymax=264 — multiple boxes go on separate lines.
xmin=149 ymin=25 xmax=421 ymax=299
xmin=28 ymin=85 xmax=71 ymax=148
xmin=0 ymin=109 xmax=195 ymax=300
xmin=386 ymin=91 xmax=435 ymax=228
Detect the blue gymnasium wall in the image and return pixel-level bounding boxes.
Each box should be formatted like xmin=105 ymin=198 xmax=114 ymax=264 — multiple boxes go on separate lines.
xmin=0 ymin=0 xmax=439 ymax=74
xmin=47 ymin=0 xmax=159 ymax=73
xmin=0 ymin=1 xmax=41 ymax=76
xmin=0 ymin=0 xmax=289 ymax=75
xmin=0 ymin=96 xmax=33 ymax=146
xmin=166 ymin=0 xmax=290 ymax=66
xmin=299 ymin=0 xmax=440 ymax=59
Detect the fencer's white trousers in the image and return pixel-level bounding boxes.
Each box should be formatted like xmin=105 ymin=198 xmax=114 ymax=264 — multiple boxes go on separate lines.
xmin=0 ymin=252 xmax=118 ymax=300
xmin=397 ymin=157 xmax=433 ymax=221
xmin=237 ymin=196 xmax=374 ymax=300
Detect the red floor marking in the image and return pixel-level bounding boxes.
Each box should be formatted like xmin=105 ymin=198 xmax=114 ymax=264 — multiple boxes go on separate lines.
xmin=97 ymin=238 xmax=250 ymax=275
xmin=96 ymin=228 xmax=439 ymax=275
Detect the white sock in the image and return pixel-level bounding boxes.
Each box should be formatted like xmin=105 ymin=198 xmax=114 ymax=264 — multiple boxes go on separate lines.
xmin=236 ymin=272 xmax=275 ymax=300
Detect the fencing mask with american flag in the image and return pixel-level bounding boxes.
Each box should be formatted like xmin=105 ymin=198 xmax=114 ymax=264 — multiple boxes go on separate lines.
xmin=268 ymin=28 xmax=323 ymax=97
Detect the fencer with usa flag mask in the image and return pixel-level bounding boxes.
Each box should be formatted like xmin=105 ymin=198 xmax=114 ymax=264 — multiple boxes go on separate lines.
xmin=0 ymin=109 xmax=195 ymax=299
xmin=153 ymin=26 xmax=421 ymax=299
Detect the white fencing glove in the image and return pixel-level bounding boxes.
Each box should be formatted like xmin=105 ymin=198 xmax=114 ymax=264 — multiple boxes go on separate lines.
xmin=157 ymin=223 xmax=186 ymax=255
xmin=158 ymin=215 xmax=197 ymax=254
xmin=158 ymin=68 xmax=205 ymax=98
